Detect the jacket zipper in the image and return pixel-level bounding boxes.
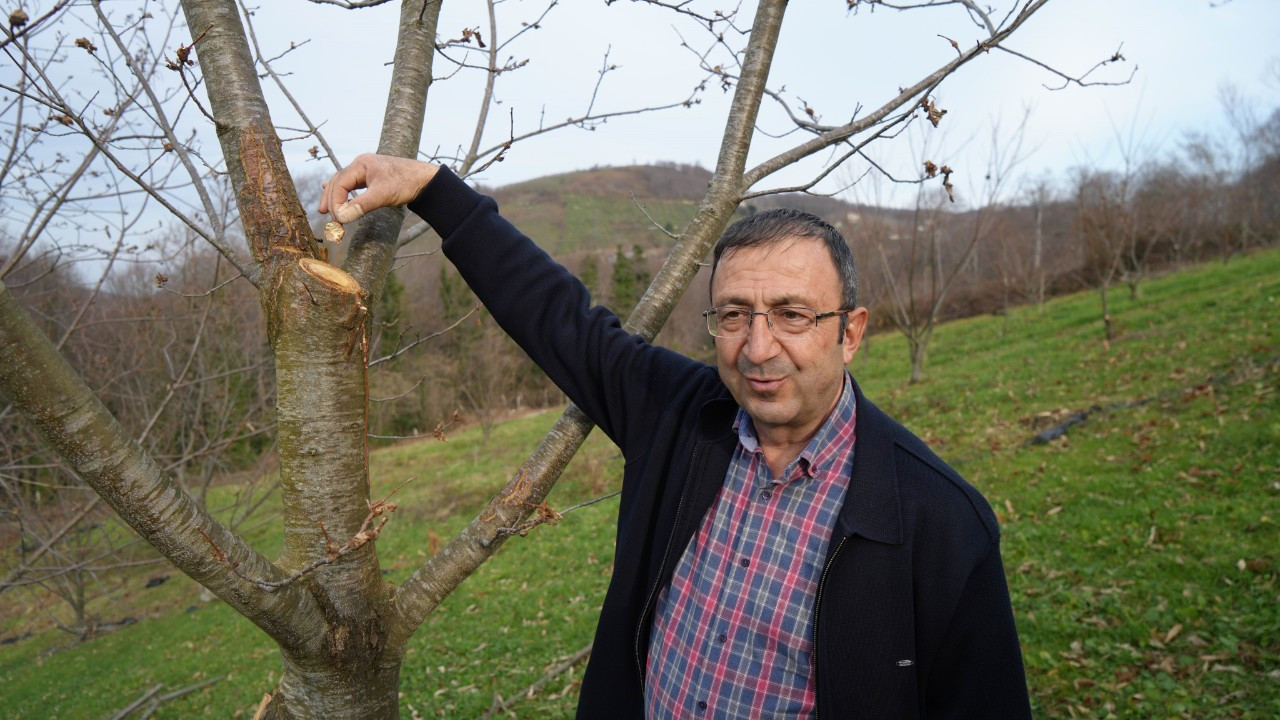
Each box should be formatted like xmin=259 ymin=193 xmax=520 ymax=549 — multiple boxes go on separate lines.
xmin=810 ymin=534 xmax=849 ymax=719
xmin=634 ymin=443 xmax=701 ymax=677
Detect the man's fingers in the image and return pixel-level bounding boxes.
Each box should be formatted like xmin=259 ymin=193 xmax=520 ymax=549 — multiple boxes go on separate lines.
xmin=317 ymin=154 xmax=434 ymax=217
xmin=334 ymin=201 xmax=365 ymax=224
xmin=318 ymin=162 xmax=367 ymax=214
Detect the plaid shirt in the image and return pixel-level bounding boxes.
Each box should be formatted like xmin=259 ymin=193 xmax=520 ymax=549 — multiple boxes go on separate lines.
xmin=645 ymin=373 xmax=857 ymax=718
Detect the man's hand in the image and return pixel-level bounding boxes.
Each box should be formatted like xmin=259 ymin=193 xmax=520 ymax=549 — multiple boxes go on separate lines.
xmin=319 ymin=154 xmax=439 ymax=223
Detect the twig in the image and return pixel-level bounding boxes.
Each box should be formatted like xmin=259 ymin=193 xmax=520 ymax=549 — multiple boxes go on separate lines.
xmin=368 ymin=304 xmax=481 ymax=367
xmin=630 ymin=193 xmax=679 ymax=241
xmin=490 ymin=490 xmax=621 ymax=540
xmin=110 ymin=684 xmax=163 ymax=720
xmin=370 ymin=409 xmax=462 ymax=440
xmin=252 ymin=693 xmax=272 ymax=720
xmin=199 ymin=480 xmax=411 ymax=591
xmin=136 ymin=676 xmax=228 ymax=719
xmin=481 ymin=644 xmax=593 ymax=718
xmin=306 ymin=0 xmax=396 ymax=7
xmin=994 ymin=44 xmax=1136 ymax=91
xmin=157 ymin=273 xmax=244 ymax=298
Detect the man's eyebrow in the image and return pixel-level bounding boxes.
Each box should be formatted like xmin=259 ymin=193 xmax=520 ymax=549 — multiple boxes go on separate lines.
xmin=712 ymin=294 xmax=812 ymax=308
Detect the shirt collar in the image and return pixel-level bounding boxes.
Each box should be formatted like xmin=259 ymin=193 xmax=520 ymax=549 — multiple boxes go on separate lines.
xmin=733 ymin=372 xmax=857 ymax=484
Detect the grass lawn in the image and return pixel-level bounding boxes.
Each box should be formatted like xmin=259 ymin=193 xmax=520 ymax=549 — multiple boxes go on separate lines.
xmin=1 ymin=247 xmax=1276 ymax=718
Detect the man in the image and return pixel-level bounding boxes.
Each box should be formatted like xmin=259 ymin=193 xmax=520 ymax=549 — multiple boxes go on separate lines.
xmin=321 ymin=155 xmax=1031 ymax=718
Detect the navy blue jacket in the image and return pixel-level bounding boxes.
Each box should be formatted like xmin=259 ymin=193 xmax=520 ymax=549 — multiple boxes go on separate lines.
xmin=410 ymin=168 xmax=1031 ymax=719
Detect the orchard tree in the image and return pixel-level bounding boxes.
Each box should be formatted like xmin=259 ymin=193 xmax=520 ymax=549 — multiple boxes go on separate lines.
xmin=857 ymin=114 xmax=1029 ymax=383
xmin=0 ymin=0 xmax=1127 ymax=716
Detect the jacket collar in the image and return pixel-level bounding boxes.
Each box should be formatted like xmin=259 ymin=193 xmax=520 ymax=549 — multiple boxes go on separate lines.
xmin=838 ymin=378 xmax=903 ymax=545
xmin=696 ymin=379 xmax=904 ymax=545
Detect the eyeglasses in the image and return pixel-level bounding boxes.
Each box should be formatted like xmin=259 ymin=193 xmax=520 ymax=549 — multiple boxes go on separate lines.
xmin=702 ymin=305 xmax=850 ymax=339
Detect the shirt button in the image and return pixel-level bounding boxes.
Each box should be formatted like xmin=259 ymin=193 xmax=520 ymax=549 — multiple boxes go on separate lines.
xmin=760 ymin=489 xmax=772 ymax=500
xmin=740 ymin=558 xmax=750 ymax=568
xmin=718 ymin=633 xmax=727 ymax=643
xmin=697 ymin=700 xmax=708 ymax=711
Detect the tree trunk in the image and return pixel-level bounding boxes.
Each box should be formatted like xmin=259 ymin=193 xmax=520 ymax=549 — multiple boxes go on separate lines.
xmin=1033 ymin=201 xmax=1045 ymax=305
xmin=909 ymin=336 xmax=926 ymax=384
xmin=1100 ymin=283 xmax=1113 ymax=343
xmin=260 ymin=651 xmax=401 ymax=719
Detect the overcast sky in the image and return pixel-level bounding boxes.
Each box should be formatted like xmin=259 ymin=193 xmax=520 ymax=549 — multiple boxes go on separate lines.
xmin=236 ymin=0 xmax=1278 ymax=208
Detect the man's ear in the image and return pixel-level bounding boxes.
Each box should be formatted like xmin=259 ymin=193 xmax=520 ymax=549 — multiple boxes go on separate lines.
xmin=842 ymin=308 xmax=869 ymax=364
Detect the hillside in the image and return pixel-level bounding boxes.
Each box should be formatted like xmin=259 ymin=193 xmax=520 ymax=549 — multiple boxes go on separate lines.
xmin=483 ymin=162 xmax=892 ymax=256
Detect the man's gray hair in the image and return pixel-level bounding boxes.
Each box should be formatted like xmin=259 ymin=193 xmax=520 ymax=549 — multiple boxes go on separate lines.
xmin=710 ymin=209 xmax=858 ymax=338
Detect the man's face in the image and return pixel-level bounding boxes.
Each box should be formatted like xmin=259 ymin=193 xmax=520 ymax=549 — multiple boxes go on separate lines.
xmin=711 ymin=237 xmax=867 ymax=445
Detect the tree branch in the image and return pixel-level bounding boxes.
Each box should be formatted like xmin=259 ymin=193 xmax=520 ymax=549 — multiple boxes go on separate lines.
xmin=178 ymin=0 xmax=319 ymax=263
xmin=342 ymin=0 xmax=442 ymax=304
xmin=0 ymin=280 xmax=320 ymax=650
xmin=742 ymin=0 xmax=1054 ymax=189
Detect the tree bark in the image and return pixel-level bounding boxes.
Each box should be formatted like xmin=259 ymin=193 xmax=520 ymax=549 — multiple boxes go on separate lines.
xmin=180 ymin=0 xmax=318 ymax=264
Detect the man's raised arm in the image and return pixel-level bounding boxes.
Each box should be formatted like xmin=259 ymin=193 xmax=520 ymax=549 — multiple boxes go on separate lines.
xmin=316 ymin=153 xmax=713 ymax=455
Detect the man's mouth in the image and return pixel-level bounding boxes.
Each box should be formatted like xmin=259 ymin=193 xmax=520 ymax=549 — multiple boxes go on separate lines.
xmin=746 ymin=376 xmax=784 ymax=392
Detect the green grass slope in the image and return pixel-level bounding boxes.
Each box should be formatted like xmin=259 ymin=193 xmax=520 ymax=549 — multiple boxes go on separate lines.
xmin=1 ymin=248 xmax=1276 ymax=718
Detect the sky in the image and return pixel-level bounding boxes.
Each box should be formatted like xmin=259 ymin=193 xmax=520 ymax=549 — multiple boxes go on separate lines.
xmin=236 ymin=0 xmax=1280 ymax=208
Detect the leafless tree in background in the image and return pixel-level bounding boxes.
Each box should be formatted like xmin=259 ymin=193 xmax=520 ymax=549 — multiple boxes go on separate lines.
xmin=859 ymin=115 xmax=1028 ymax=382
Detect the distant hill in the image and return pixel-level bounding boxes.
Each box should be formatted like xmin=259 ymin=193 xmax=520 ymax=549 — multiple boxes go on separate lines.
xmin=483 ymin=163 xmax=888 ymax=256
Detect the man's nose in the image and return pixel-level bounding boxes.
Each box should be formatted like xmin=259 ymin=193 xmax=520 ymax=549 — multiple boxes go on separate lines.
xmin=742 ymin=312 xmax=780 ymax=364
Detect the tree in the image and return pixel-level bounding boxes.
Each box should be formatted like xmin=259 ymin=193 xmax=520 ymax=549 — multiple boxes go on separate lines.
xmin=609 ymin=243 xmax=649 ymax=314
xmin=0 ymin=0 xmax=1123 ymax=716
xmin=860 ymin=114 xmax=1029 ymax=383
xmin=577 ymin=253 xmax=600 ymax=303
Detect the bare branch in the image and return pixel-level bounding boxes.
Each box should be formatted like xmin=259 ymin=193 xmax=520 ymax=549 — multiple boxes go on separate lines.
xmin=458 ymin=0 xmax=501 ymax=176
xmin=491 ymin=490 xmax=622 ymax=540
xmin=0 ymin=280 xmax=318 ymax=643
xmin=994 ymin=43 xmax=1137 ymax=91
xmin=368 ymin=303 xmax=481 ymax=367
xmin=630 ymin=192 xmax=680 ymax=241
xmin=304 ymin=0 xmax=396 ymax=7
xmin=742 ymin=111 xmax=918 ymax=200
xmin=610 ymin=0 xmax=747 ymax=32
xmin=4 ymin=10 xmax=261 ymax=283
xmin=743 ymin=0 xmax=1060 ymax=189
xmin=238 ymin=0 xmax=342 ymax=170
xmin=481 ymin=644 xmax=593 ymax=718
xmin=92 ymin=3 xmax=225 ymax=237
xmin=463 ymin=89 xmax=703 ymax=175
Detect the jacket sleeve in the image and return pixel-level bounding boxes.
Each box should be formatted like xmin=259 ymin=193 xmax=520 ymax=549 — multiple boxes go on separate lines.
xmin=406 ymin=167 xmax=712 ymax=453
xmin=926 ymin=540 xmax=1032 ymax=719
